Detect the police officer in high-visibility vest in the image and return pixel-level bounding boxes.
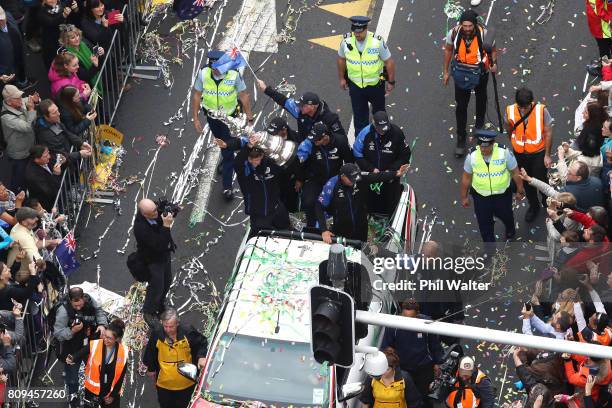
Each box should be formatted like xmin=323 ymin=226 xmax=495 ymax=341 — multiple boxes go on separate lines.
xmin=460 ymin=130 xmax=526 ymax=246
xmin=446 ymin=357 xmax=494 ymax=408
xmin=191 ymin=50 xmax=254 ymax=200
xmin=337 ymin=16 xmax=396 ymax=136
xmin=504 ymin=87 xmax=553 ymax=222
xmin=443 ymin=9 xmax=497 ymax=158
xmin=67 ymin=319 xmax=129 ymax=408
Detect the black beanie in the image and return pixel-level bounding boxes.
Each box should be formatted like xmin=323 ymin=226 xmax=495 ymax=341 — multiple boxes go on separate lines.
xmin=459 ymin=9 xmax=479 ymax=26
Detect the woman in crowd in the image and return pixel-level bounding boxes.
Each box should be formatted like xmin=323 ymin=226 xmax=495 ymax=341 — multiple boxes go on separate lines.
xmin=59 ymin=24 xmax=104 ymax=95
xmin=67 ymin=319 xmax=129 ymax=408
xmin=0 ymin=260 xmax=41 ymax=310
xmin=573 ymin=103 xmax=608 ymax=176
xmin=81 ymin=0 xmax=123 ymax=53
xmin=57 ymin=86 xmax=97 ymax=137
xmin=37 ymin=0 xmax=72 ymax=68
xmin=48 ymin=52 xmax=91 ymax=100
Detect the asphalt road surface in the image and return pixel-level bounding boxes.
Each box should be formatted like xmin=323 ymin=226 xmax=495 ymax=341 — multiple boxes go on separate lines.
xmin=22 ymin=0 xmax=600 ymax=406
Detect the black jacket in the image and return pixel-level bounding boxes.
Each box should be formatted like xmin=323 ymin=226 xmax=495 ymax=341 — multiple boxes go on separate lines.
xmin=37 ymin=5 xmax=67 ymax=66
xmin=315 ymin=171 xmax=396 ymax=239
xmin=58 ymin=101 xmax=93 ymax=137
xmin=24 ymin=160 xmax=62 ymax=211
xmin=80 ymin=16 xmax=114 ymax=52
xmin=359 ymin=369 xmax=424 ymax=408
xmin=142 ymin=324 xmax=208 ymax=373
xmin=34 ymin=118 xmax=84 ymax=163
xmin=263 ymin=85 xmax=346 ymax=142
xmin=0 ymin=12 xmax=23 ymax=77
xmin=133 ymin=212 xmax=176 ymax=263
xmin=235 ymin=146 xmax=284 ymax=217
xmin=0 ymin=276 xmax=41 ymax=310
xmin=354 ymin=123 xmax=411 ymax=172
xmin=296 ymin=134 xmax=353 ymax=184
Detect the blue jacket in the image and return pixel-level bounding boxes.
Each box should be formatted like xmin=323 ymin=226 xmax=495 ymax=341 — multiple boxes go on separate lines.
xmin=561 ymin=176 xmax=604 ymax=212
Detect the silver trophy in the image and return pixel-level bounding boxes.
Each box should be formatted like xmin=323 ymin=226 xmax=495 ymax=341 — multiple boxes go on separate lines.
xmin=250 ymin=131 xmax=297 ymax=167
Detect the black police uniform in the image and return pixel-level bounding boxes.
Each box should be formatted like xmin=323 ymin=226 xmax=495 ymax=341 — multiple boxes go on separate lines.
xmin=234 ymin=147 xmax=290 ymax=237
xmin=316 ymin=170 xmax=396 ymax=241
xmin=354 ymin=123 xmax=411 ymax=215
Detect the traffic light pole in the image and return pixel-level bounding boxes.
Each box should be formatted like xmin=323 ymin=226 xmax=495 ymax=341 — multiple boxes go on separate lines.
xmin=355 ymin=310 xmax=612 ymax=359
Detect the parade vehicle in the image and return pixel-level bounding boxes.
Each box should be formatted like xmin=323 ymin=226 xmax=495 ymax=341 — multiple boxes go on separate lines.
xmin=181 ymin=181 xmax=418 ymax=408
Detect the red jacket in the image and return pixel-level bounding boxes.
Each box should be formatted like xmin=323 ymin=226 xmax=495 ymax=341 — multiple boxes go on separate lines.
xmin=569 ymin=211 xmax=610 ymax=243
xmin=586 ymin=0 xmax=612 ymax=38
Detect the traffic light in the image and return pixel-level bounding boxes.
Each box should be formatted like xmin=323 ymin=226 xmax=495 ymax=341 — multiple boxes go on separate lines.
xmin=309 ymin=285 xmax=355 ymax=367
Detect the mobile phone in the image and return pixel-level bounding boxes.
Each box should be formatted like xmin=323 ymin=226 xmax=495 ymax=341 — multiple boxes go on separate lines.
xmin=589 ymin=367 xmax=600 ymax=376
xmin=524 ymin=302 xmax=532 ymax=312
xmin=92 ymin=46 xmax=99 ymax=55
xmin=578 ymin=274 xmax=588 ymax=281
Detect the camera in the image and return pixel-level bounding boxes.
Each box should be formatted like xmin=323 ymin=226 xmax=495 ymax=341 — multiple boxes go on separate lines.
xmin=72 ymin=314 xmax=83 ymax=326
xmin=156 ymin=198 xmax=180 ymax=217
xmin=525 ymin=301 xmax=532 ymax=312
xmin=428 ymin=344 xmax=463 ymax=402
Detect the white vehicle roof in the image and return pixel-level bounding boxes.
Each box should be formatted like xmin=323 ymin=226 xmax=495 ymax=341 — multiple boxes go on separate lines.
xmin=221 ymin=235 xmax=362 ymax=343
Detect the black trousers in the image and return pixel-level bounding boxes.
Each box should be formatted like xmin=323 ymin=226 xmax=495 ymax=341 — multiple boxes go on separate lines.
xmin=157 ymin=385 xmax=195 ymax=408
xmin=83 ymin=390 xmax=120 ymax=408
xmin=367 ymin=179 xmax=402 ymax=216
xmin=454 ymin=74 xmax=489 ymax=139
xmin=404 ymin=362 xmax=435 ymax=408
xmin=596 ymin=38 xmax=612 ymax=59
xmin=349 ymin=81 xmax=386 ymax=136
xmin=248 ymin=202 xmax=291 ymax=238
xmin=301 ymin=179 xmax=324 ymax=227
xmin=515 ymin=150 xmax=547 ymax=208
xmin=142 ymin=256 xmax=172 ymax=315
xmin=472 ymin=188 xmax=515 ymax=243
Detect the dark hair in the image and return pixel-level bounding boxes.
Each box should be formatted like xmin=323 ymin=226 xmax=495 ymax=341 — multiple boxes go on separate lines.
xmin=52 ymin=52 xmax=78 ymax=78
xmin=23 ymin=198 xmax=41 ymax=209
xmin=37 ymin=99 xmax=55 ymax=118
xmin=401 ymin=298 xmax=419 ymax=313
xmin=68 ymin=287 xmax=84 ymax=301
xmin=29 ymin=144 xmax=48 ymax=159
xmin=589 ymin=224 xmax=607 ymax=242
xmin=574 ymin=161 xmax=590 ymax=180
xmin=561 ymin=230 xmax=580 ymax=243
xmin=584 ymin=102 xmax=608 ymax=129
xmin=57 ymin=86 xmax=84 ymax=121
xmin=528 ymin=383 xmax=551 ymax=408
xmin=106 ymin=318 xmax=125 ymax=339
xmin=248 ymin=148 xmax=264 ymax=159
xmin=85 ymin=0 xmax=103 ymax=18
xmin=556 ymin=311 xmax=572 ymax=332
xmin=382 ymin=347 xmax=400 ymax=369
xmin=515 ymin=87 xmax=534 ymax=108
xmin=588 ymin=206 xmax=609 ymax=228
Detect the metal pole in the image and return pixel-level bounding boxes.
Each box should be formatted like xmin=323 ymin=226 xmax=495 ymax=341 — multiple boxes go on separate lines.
xmin=355 ymin=310 xmax=612 ymax=359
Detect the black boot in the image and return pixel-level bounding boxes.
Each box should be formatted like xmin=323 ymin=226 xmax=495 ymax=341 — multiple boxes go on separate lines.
xmin=455 ymin=134 xmax=467 ymax=158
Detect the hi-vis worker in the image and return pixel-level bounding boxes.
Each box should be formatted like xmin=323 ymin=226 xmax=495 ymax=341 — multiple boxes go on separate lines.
xmin=446 ymin=357 xmax=494 ymax=408
xmin=504 ymin=87 xmax=553 ymax=223
xmin=443 ymin=9 xmax=497 ymax=158
xmin=337 ymin=16 xmax=396 ymax=136
xmin=143 ymin=309 xmax=208 ymax=408
xmin=460 ymin=130 xmax=525 ymax=246
xmin=191 ymin=50 xmax=254 ymax=201
xmin=359 ymin=347 xmax=424 ymax=408
xmin=66 ymin=319 xmax=129 ymax=408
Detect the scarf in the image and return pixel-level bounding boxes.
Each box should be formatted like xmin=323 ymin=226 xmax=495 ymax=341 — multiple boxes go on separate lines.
xmin=66 ymin=41 xmax=104 ymax=96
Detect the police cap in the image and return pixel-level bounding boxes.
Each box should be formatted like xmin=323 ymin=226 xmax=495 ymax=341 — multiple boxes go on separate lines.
xmin=207 ymin=50 xmax=225 ymax=62
xmin=350 ymin=16 xmax=370 ymax=33
xmin=475 ymin=129 xmax=498 ymax=147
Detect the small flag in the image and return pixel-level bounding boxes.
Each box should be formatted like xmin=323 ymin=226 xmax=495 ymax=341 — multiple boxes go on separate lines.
xmin=175 ymin=0 xmax=207 ymax=20
xmin=212 ymin=47 xmax=247 ymax=75
xmin=54 ymin=231 xmax=80 ymax=276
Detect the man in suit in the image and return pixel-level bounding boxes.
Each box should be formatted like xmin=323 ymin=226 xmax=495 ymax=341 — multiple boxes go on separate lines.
xmin=24 ymin=144 xmax=62 ymax=211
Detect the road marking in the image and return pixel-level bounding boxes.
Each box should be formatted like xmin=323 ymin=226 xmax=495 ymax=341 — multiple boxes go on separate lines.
xmin=218 ymin=0 xmax=278 ymax=53
xmin=308 ymin=34 xmax=343 ymax=51
xmin=319 ymin=0 xmax=372 ymax=18
xmin=485 ymin=0 xmax=497 ymax=26
xmin=347 ymin=0 xmax=398 ymax=144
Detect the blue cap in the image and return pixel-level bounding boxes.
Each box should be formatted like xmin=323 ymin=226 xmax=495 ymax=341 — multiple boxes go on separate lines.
xmin=475 ymin=129 xmax=498 ymax=146
xmin=350 ymin=16 xmax=370 ymax=32
xmin=207 ymin=50 xmax=225 ymax=61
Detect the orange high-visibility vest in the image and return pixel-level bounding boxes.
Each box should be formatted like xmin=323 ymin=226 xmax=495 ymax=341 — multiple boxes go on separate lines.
xmin=84 ymin=339 xmax=129 ymax=397
xmin=506 ymin=103 xmax=547 ymax=154
xmin=578 ymin=327 xmax=612 ymax=346
xmin=454 ymin=26 xmax=488 ymax=66
xmin=446 ymin=371 xmax=487 ymax=408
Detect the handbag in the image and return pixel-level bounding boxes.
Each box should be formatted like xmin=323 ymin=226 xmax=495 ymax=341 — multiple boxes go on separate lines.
xmin=451 ymin=60 xmax=483 ymax=91
xmin=126 ymin=251 xmax=150 ymax=282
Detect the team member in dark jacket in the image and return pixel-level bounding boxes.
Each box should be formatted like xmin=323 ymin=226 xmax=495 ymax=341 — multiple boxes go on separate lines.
xmin=353 ymin=111 xmax=412 ymax=215
xmin=143 ymin=309 xmax=208 ymax=408
xmin=381 ymin=299 xmax=444 ymax=408
xmin=317 ymin=162 xmax=408 ymax=242
xmin=234 ymin=144 xmax=290 ymax=237
xmin=256 ymin=78 xmax=346 ymax=142
xmin=134 ymin=198 xmax=177 ymax=327
xmin=297 ymin=122 xmax=353 ymax=227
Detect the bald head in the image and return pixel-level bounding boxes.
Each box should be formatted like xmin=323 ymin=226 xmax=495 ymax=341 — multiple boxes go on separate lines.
xmin=421 ymin=241 xmax=439 ymax=258
xmin=138 ymin=199 xmax=158 ymax=220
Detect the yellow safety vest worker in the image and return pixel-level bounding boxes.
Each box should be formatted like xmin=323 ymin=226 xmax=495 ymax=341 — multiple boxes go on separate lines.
xmin=506 ymin=103 xmax=546 ymax=154
xmin=201 ymin=67 xmax=239 ymax=115
xmin=371 ymin=376 xmax=407 ymax=408
xmin=470 ymin=144 xmax=511 ymax=197
xmin=155 ymin=336 xmax=195 ymax=390
xmin=446 ymin=371 xmax=487 ymax=408
xmin=83 ymin=339 xmax=129 ymax=397
xmin=343 ymin=32 xmax=384 ymax=88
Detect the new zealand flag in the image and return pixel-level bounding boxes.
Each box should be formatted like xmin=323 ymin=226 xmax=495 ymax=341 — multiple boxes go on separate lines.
xmin=175 ymin=0 xmax=207 ymax=21
xmin=212 ymin=47 xmax=247 ymax=75
xmin=54 ymin=231 xmax=80 ymax=276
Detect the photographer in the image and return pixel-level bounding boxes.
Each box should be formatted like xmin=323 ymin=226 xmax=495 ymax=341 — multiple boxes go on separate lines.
xmin=445 ymin=356 xmax=494 ymax=408
xmin=53 ymin=287 xmax=108 ymax=407
xmin=134 ymin=198 xmax=177 ymax=327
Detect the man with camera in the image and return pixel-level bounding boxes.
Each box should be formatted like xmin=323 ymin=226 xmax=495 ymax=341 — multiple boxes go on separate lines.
xmin=53 ymin=287 xmax=108 ymax=407
xmin=134 ymin=198 xmax=177 ymax=328
xmin=445 ymin=356 xmax=494 ymax=408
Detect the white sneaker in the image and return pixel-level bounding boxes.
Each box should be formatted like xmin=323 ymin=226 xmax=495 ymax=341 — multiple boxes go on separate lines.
xmin=470 ymin=0 xmax=482 ymax=5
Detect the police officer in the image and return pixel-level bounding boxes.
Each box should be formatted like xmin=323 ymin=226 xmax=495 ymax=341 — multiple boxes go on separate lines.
xmin=504 ymin=87 xmax=553 ymax=222
xmin=443 ymin=9 xmax=497 ymax=158
xmin=256 ymin=79 xmax=346 ymax=142
xmin=317 ymin=162 xmax=409 ymax=243
xmin=353 ymin=111 xmax=411 ymax=215
xmin=446 ymin=357 xmax=494 ymax=408
xmin=191 ymin=50 xmax=254 ymax=200
xmin=234 ymin=143 xmax=290 ymax=237
xmin=297 ymin=122 xmax=353 ymax=228
xmin=337 ymin=16 xmax=396 ymax=136
xmin=460 ymin=130 xmax=525 ymax=248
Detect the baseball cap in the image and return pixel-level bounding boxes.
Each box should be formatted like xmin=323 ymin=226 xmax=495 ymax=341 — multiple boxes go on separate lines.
xmin=340 ymin=163 xmax=362 ymax=183
xmin=267 ymin=117 xmax=288 ymax=135
xmin=298 ymin=91 xmax=320 ymax=107
xmin=308 ymin=122 xmax=328 ymax=141
xmin=2 ymin=85 xmax=23 ymax=101
xmin=372 ymin=111 xmax=390 ymax=134
xmin=458 ymin=356 xmax=475 ymax=375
